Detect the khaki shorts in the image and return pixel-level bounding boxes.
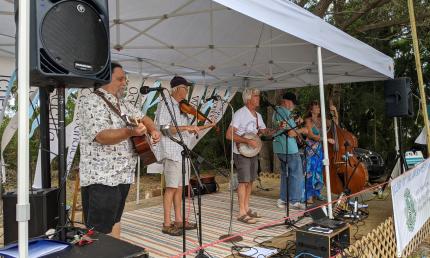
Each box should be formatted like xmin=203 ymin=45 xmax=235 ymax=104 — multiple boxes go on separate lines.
xmin=163 ymin=159 xmax=190 ymax=188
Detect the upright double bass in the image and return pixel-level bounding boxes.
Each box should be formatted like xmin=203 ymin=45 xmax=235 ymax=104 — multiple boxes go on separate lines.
xmin=326 ymin=100 xmax=369 ymax=194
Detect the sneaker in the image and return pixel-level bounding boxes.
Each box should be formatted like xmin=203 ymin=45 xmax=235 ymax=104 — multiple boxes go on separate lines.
xmin=290 ymin=202 xmax=306 ymax=210
xmin=277 ymin=199 xmax=286 ymax=208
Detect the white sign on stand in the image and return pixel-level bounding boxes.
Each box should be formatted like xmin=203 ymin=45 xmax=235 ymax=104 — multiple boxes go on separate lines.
xmin=391 ymin=158 xmax=430 ymax=256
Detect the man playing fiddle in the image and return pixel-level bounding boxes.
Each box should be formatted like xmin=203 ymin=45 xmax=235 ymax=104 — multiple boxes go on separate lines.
xmin=154 ymin=76 xmax=213 ymax=236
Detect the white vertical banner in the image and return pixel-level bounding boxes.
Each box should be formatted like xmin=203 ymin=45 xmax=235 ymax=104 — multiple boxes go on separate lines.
xmin=137 ymin=79 xmax=169 ymax=174
xmin=0 ymin=70 xmax=16 ymax=125
xmin=0 ymin=88 xmax=39 ymax=183
xmin=124 ymin=73 xmax=148 ymax=109
xmin=188 ymin=86 xmax=236 ymax=148
xmin=65 ymin=88 xmax=93 ymax=176
xmin=391 ymin=158 xmax=430 ymax=256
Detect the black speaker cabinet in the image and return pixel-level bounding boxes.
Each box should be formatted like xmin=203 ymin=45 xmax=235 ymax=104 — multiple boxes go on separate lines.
xmin=2 ymin=188 xmax=59 ymax=245
xmin=15 ymin=0 xmax=111 ymax=88
xmin=384 ymin=77 xmax=414 ymax=118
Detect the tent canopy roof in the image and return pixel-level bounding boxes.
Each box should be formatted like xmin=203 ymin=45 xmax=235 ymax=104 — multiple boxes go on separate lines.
xmin=0 ymin=0 xmax=394 ymax=89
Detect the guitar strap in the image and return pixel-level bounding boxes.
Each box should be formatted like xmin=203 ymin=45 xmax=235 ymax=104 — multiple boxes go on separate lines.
xmin=93 ymin=90 xmax=131 ymax=126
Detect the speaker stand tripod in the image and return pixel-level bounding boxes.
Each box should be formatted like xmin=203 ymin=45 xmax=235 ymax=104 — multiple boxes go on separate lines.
xmin=57 ymin=86 xmax=67 ymax=241
xmin=378 ymin=117 xmax=407 ymax=195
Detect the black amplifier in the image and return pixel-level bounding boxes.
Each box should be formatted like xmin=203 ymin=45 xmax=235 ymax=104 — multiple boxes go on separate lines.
xmin=295 ymin=224 xmax=350 ymax=258
xmin=2 ymin=188 xmax=59 ymax=244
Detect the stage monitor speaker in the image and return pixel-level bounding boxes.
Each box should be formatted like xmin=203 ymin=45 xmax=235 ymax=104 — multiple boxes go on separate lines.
xmin=2 ymin=188 xmax=59 ymax=245
xmin=384 ymin=77 xmax=414 ymax=118
xmin=15 ymin=0 xmax=111 ymax=88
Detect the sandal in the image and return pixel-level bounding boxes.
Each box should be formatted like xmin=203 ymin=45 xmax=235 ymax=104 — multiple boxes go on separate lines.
xmin=174 ymin=221 xmax=197 ymax=230
xmin=247 ymin=209 xmax=262 ymax=218
xmin=162 ymin=224 xmax=183 ymax=236
xmin=237 ymin=215 xmax=257 ymax=224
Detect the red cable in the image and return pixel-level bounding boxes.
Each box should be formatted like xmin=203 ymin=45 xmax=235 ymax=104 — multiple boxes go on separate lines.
xmin=171 ymin=181 xmax=390 ymax=258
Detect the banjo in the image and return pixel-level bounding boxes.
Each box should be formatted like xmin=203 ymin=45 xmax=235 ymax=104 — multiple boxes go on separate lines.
xmin=237 ymin=123 xmax=292 ymax=157
xmin=237 ymin=133 xmax=263 ymax=158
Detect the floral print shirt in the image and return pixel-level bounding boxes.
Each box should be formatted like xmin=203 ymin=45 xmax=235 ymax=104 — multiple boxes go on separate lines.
xmin=77 ymin=88 xmax=143 ymax=187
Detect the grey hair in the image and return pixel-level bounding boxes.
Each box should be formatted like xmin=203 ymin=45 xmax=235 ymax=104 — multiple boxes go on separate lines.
xmin=171 ymin=86 xmax=180 ymax=93
xmin=242 ymin=88 xmax=260 ymax=103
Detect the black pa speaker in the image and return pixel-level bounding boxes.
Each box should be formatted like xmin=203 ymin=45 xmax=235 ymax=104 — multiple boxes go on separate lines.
xmin=384 ymin=77 xmax=414 ymax=118
xmin=15 ymin=0 xmax=111 ymax=88
xmin=2 ymin=188 xmax=59 ymax=245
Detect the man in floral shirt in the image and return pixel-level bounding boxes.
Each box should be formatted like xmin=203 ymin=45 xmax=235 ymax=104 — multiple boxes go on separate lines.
xmin=77 ymin=62 xmax=160 ymax=238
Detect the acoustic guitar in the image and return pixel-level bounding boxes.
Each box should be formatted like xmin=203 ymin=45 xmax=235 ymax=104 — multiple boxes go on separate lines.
xmin=124 ymin=116 xmax=157 ymax=166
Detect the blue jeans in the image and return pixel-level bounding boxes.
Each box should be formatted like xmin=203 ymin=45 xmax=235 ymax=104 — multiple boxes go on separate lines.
xmin=277 ymin=153 xmax=304 ymax=203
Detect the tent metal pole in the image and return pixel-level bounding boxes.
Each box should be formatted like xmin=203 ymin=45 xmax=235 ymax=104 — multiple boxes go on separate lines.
xmin=136 ymin=158 xmax=140 ymax=205
xmin=394 ymin=117 xmax=400 ymax=153
xmin=17 ymin=0 xmax=30 ymax=256
xmin=407 ymin=0 xmax=430 ymax=152
xmin=317 ymin=46 xmax=333 ymax=219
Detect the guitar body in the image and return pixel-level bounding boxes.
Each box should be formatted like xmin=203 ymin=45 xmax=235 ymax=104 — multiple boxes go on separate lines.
xmin=132 ymin=135 xmax=157 ymax=166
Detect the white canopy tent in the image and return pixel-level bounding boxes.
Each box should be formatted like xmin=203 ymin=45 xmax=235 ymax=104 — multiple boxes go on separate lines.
xmin=2 ymin=0 xmax=395 ymax=256
xmin=1 ymin=0 xmax=393 ymax=87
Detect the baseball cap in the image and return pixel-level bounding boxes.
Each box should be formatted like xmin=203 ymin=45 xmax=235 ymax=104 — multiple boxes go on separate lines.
xmin=170 ymin=76 xmax=193 ymax=88
xmin=282 ymin=92 xmax=299 ymax=105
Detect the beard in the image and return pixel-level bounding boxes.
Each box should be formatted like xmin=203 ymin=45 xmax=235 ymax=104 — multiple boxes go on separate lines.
xmin=116 ymin=86 xmax=126 ymax=99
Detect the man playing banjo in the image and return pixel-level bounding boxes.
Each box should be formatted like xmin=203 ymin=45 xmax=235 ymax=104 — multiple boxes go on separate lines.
xmin=226 ymin=88 xmax=273 ymax=224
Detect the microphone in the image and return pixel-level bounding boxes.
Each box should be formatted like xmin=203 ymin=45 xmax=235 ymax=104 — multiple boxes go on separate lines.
xmin=160 ymin=125 xmax=171 ymax=137
xmin=353 ymin=197 xmax=358 ymax=214
xmin=260 ymin=93 xmax=276 ymax=108
xmin=140 ymin=85 xmax=165 ymax=94
xmin=204 ymin=95 xmax=222 ymax=102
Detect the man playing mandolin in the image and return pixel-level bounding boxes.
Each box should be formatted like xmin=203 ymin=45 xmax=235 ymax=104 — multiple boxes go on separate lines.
xmin=273 ymin=92 xmax=308 ymax=210
xmin=226 ymin=88 xmax=273 ymax=224
xmin=77 ymin=62 xmax=161 ymax=239
xmin=155 ymin=76 xmax=215 ymax=236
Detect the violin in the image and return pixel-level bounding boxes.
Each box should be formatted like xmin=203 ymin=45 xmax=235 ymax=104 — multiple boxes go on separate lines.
xmin=326 ymin=97 xmax=369 ymax=194
xmin=179 ymin=100 xmax=218 ymax=133
xmin=179 ymin=100 xmax=214 ymax=124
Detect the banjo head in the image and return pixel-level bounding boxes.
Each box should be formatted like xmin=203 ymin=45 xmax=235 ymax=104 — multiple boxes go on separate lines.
xmin=238 ymin=133 xmax=262 ymax=157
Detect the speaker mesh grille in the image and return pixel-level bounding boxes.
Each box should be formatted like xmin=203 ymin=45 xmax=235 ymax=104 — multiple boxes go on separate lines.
xmin=41 ymin=1 xmax=109 ymax=76
xmin=40 ymin=48 xmax=68 ymax=74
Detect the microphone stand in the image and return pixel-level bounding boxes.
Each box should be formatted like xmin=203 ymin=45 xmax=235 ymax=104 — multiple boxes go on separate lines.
xmin=218 ymin=99 xmax=243 ymax=242
xmin=158 ymin=90 xmax=204 ymax=258
xmin=159 ymin=91 xmax=232 ymax=257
